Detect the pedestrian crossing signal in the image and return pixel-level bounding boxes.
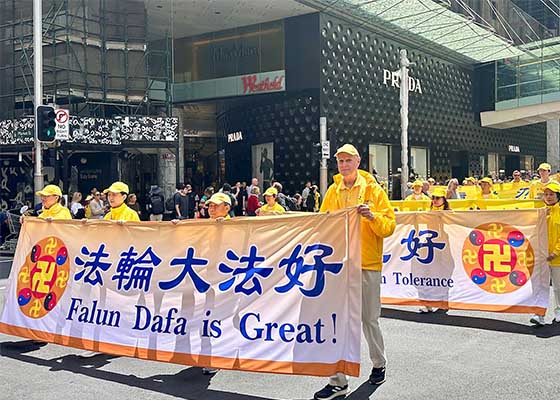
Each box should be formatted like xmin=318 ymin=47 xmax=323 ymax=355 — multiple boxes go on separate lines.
xmin=36 ymin=105 xmax=56 ymax=143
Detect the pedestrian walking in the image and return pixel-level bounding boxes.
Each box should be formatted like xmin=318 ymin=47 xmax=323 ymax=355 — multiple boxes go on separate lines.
xmin=314 ymin=144 xmax=396 ymax=399
xmin=148 ymin=185 xmax=165 ymax=221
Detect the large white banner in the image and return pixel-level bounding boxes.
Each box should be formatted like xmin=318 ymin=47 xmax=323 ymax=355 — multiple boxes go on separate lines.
xmin=381 ymin=209 xmax=550 ymax=315
xmin=0 ymin=210 xmax=362 ymax=377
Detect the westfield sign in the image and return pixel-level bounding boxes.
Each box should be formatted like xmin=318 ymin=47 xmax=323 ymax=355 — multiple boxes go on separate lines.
xmin=241 ymin=73 xmax=285 ymax=94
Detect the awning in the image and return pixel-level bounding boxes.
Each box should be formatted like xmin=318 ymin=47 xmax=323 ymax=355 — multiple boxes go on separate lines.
xmin=297 ymin=0 xmax=526 ymax=64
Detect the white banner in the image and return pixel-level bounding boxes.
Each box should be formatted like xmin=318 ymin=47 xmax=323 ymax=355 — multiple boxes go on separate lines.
xmin=381 ymin=209 xmax=550 ymax=315
xmin=0 ymin=210 xmax=362 ymax=376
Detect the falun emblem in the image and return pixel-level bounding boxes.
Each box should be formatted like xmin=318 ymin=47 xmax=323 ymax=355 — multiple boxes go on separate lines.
xmin=462 ymin=223 xmax=534 ymax=294
xmin=16 ymin=236 xmax=70 ymax=318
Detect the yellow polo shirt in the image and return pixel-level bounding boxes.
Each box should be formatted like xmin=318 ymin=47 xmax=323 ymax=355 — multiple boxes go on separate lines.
xmin=259 ymin=203 xmax=286 ymax=215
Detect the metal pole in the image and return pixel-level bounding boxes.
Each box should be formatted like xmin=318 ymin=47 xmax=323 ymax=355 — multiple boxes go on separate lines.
xmin=319 ymin=117 xmax=328 ymax=197
xmin=399 ymin=49 xmax=410 ymax=199
xmin=34 ymin=0 xmax=44 ymax=204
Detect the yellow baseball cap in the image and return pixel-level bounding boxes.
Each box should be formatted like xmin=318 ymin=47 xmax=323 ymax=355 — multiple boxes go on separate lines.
xmin=412 ymin=180 xmax=423 ymax=187
xmin=334 ymin=144 xmax=360 ymax=157
xmin=545 ymin=182 xmax=560 ymax=193
xmin=263 ymin=187 xmax=278 ymax=197
xmin=428 ymin=178 xmax=435 ymax=183
xmin=36 ymin=184 xmax=62 ymax=197
xmin=479 ymin=177 xmax=493 ymax=185
xmin=85 ymin=195 xmax=93 ymax=201
xmin=466 ymin=177 xmax=476 ymax=183
xmin=103 ymin=181 xmax=129 ymax=194
xmin=431 ymin=187 xmax=447 ymax=198
xmin=538 ymin=163 xmax=551 ymax=171
xmin=207 ymin=192 xmax=231 ymax=205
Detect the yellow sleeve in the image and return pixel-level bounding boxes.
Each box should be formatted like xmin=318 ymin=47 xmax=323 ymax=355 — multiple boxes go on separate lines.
xmin=127 ymin=208 xmax=141 ymax=221
xmin=368 ymin=185 xmax=396 ymax=238
xmin=103 ymin=212 xmax=111 ymax=220
xmin=319 ymin=184 xmax=337 ymax=212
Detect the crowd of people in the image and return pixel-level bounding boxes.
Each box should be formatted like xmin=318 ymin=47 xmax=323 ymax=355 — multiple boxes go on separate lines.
xmin=7 ymin=147 xmax=560 ymax=400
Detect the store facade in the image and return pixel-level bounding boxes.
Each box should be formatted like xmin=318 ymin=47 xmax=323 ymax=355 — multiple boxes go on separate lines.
xmin=172 ymin=12 xmax=546 ymax=195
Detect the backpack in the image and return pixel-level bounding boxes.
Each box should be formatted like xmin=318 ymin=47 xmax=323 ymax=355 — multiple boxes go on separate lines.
xmin=150 ymin=195 xmax=164 ymax=214
xmin=165 ymin=195 xmax=175 ymax=212
xmin=284 ymin=195 xmax=298 ymax=211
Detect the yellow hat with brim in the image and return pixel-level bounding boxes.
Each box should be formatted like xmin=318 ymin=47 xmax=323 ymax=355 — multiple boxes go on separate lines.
xmin=538 ymin=163 xmax=552 ymax=171
xmin=85 ymin=195 xmax=93 ymax=201
xmin=207 ymin=192 xmax=231 ymax=205
xmin=431 ymin=188 xmax=447 ymax=198
xmin=545 ymin=182 xmax=560 ymax=193
xmin=412 ymin=180 xmax=423 ymax=187
xmin=263 ymin=187 xmax=278 ymax=197
xmin=103 ymin=181 xmax=129 ymax=194
xmin=466 ymin=177 xmax=476 ymax=183
xmin=36 ymin=184 xmax=62 ymax=197
xmin=334 ymin=144 xmax=360 ymax=157
xmin=479 ymin=177 xmax=493 ymax=185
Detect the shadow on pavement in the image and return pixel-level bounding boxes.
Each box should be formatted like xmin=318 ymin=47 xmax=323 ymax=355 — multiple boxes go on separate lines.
xmin=346 ymin=381 xmax=382 ymax=399
xmin=0 ymin=340 xmax=278 ymax=400
xmin=381 ymin=308 xmax=560 ymax=338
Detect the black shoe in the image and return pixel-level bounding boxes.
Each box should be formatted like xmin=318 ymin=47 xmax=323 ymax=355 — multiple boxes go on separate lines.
xmin=369 ymin=367 xmax=386 ymax=385
xmin=313 ymin=384 xmax=348 ymax=399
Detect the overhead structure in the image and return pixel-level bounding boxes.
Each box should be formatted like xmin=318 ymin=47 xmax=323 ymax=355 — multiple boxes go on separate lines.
xmin=297 ymin=0 xmax=526 ymax=64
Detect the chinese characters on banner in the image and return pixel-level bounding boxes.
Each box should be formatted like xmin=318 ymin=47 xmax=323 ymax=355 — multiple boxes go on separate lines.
xmin=381 ymin=209 xmax=550 ymax=315
xmin=0 ymin=210 xmax=362 ymax=377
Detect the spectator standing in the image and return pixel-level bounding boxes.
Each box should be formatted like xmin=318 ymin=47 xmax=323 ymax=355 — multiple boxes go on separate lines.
xmin=89 ymin=192 xmax=105 ymax=219
xmin=301 ymin=181 xmax=312 ymax=205
xmin=446 ymin=178 xmax=460 ymax=199
xmin=221 ymin=183 xmax=237 ymax=217
xmin=70 ymin=192 xmax=85 ymax=219
xmin=148 ymin=185 xmax=165 ymax=221
xmin=127 ymin=193 xmax=142 ymax=219
xmin=246 ymin=187 xmax=260 ymax=216
xmin=174 ymin=184 xmax=190 ymax=220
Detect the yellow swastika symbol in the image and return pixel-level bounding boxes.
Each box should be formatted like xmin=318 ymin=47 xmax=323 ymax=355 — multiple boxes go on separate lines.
xmin=462 ymin=249 xmax=477 ymax=264
xmin=32 ymin=260 xmax=56 ymax=294
xmin=56 ymin=271 xmax=69 ymax=288
xmin=490 ymin=278 xmax=507 ymax=293
xmin=488 ymin=223 xmax=504 ymax=238
xmin=482 ymin=243 xmax=512 ymax=273
xmin=18 ymin=266 xmax=30 ymax=284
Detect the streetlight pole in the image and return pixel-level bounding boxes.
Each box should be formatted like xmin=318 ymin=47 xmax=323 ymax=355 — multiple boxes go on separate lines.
xmin=319 ymin=117 xmax=328 ymax=197
xmin=33 ymin=0 xmax=44 ymax=203
xmin=399 ymin=49 xmax=411 ymax=199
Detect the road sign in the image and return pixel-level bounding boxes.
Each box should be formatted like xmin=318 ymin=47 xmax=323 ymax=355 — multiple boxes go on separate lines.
xmin=55 ymin=109 xmax=69 ymax=140
xmin=321 ymin=140 xmax=330 ymax=159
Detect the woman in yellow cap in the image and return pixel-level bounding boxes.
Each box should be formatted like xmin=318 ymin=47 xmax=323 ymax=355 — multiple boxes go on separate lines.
xmin=430 ymin=187 xmax=451 ymax=211
xmin=256 ymin=187 xmax=286 ymax=215
xmin=405 ymin=180 xmax=430 ymax=201
xmin=530 ymin=182 xmax=560 ymax=325
xmin=102 ymin=181 xmax=140 ymax=222
xmin=36 ymin=184 xmax=72 ymax=220
xmin=478 ymin=177 xmax=498 ymax=200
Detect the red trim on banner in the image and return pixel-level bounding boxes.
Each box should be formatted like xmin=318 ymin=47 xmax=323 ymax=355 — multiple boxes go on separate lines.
xmin=0 ymin=322 xmax=360 ymax=377
xmin=381 ymin=297 xmax=546 ymax=316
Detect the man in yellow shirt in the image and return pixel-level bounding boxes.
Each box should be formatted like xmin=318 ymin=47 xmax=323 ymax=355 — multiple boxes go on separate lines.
xmin=478 ymin=177 xmax=498 ymax=200
xmin=404 ymin=180 xmax=430 ymax=201
xmin=36 ymin=184 xmax=72 ymax=220
xmin=256 ymin=187 xmax=286 ymax=215
xmin=529 ymin=163 xmax=555 ymax=200
xmin=102 ymin=181 xmax=140 ymax=222
xmin=314 ymin=144 xmax=396 ymax=400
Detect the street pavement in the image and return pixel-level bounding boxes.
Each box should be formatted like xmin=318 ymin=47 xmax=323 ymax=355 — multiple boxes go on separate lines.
xmin=1 ymin=265 xmax=560 ymax=399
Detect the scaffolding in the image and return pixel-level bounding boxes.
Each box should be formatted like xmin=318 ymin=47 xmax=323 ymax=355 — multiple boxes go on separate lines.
xmin=0 ymin=0 xmax=172 ymax=120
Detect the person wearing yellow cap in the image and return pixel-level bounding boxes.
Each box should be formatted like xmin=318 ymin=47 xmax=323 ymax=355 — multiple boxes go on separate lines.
xmin=314 ymin=144 xmax=395 ymax=400
xmin=404 ymin=180 xmax=430 ymax=201
xmin=35 ymin=184 xmax=72 ymax=220
xmin=530 ymin=181 xmax=560 ymax=325
xmin=102 ymin=181 xmax=140 ymax=222
xmin=430 ymin=187 xmax=451 ymax=211
xmin=464 ymin=177 xmax=476 ymax=186
xmin=206 ymin=192 xmax=232 ymax=220
xmin=529 ymin=162 xmax=555 ymax=200
xmin=256 ymin=187 xmax=286 ymax=215
xmin=477 ymin=177 xmax=498 ymax=200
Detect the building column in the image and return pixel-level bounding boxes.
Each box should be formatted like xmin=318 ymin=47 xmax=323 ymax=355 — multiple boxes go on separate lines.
xmin=157 ymin=149 xmax=177 ymax=203
xmin=547 ymin=120 xmax=560 ymax=172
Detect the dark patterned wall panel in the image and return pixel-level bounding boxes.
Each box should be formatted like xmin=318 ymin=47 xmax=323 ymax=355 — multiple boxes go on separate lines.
xmin=319 ymin=14 xmax=547 ymax=182
xmin=217 ymin=90 xmax=321 ymax=194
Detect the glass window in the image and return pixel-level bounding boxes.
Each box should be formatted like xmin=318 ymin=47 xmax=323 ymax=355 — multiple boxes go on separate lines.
xmin=369 ymin=144 xmax=390 ymax=184
xmin=488 ymin=153 xmax=499 ymax=178
xmin=522 ymin=155 xmax=534 ymax=174
xmin=410 ymin=147 xmax=429 ymax=179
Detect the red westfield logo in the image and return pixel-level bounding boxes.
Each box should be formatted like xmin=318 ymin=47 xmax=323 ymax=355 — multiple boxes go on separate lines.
xmin=241 ymin=74 xmax=285 ymax=94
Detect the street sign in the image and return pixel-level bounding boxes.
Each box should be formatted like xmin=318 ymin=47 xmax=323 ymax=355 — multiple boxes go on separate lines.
xmin=55 ymin=108 xmax=69 ymax=140
xmin=321 ymin=140 xmax=330 ymax=159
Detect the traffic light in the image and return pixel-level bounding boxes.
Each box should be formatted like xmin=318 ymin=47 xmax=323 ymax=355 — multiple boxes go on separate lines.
xmin=36 ymin=105 xmax=56 ymax=143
